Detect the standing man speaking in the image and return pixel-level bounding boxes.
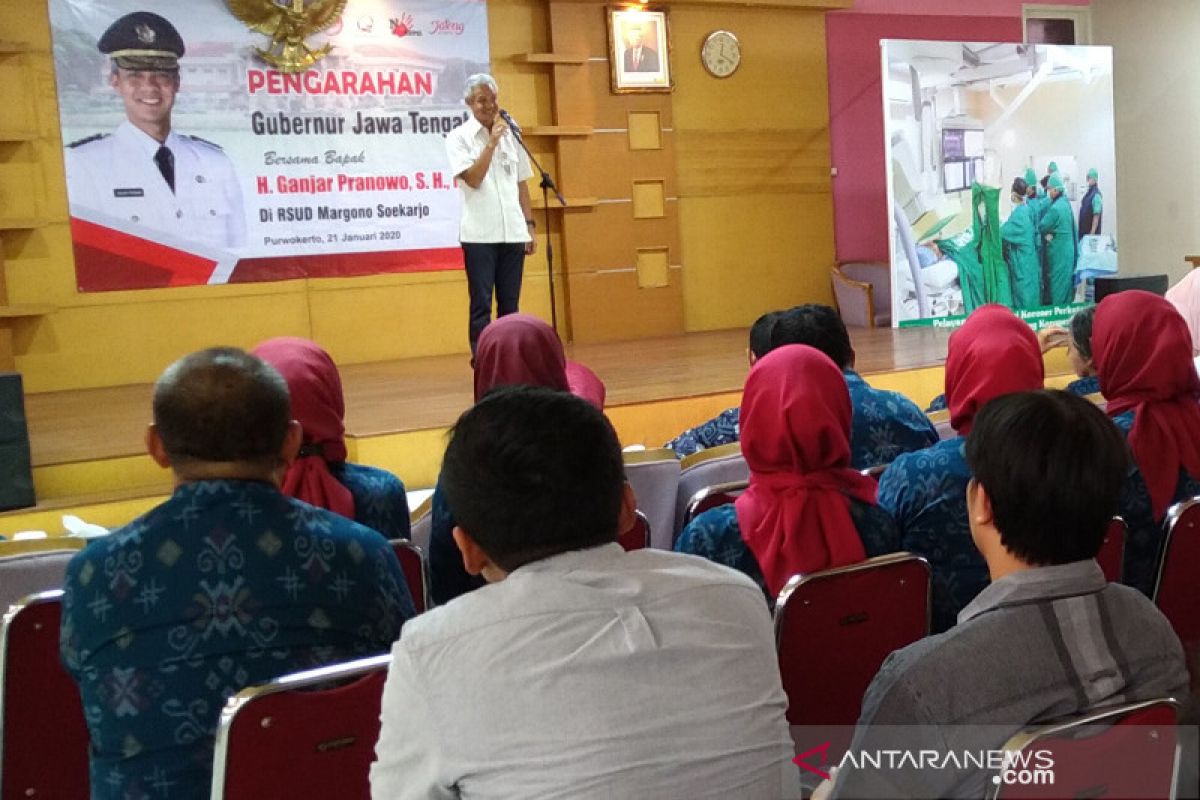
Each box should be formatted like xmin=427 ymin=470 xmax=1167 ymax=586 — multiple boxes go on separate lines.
xmin=446 ymin=74 xmax=537 ymax=354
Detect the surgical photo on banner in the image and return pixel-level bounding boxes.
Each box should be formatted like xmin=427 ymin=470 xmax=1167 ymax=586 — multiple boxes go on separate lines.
xmin=882 ymin=40 xmax=1117 ymax=329
xmin=50 ymin=0 xmax=490 ymax=291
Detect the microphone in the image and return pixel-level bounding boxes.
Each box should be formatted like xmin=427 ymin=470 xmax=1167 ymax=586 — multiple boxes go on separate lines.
xmin=499 ymin=109 xmax=522 ymax=136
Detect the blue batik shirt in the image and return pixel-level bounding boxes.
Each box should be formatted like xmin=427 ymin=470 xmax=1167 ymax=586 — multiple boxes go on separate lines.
xmin=1111 ymin=410 xmax=1200 ymax=596
xmin=667 ymin=370 xmax=938 ymax=469
xmin=877 ymin=438 xmax=986 ymax=633
xmin=673 ymin=500 xmax=899 ymax=602
xmin=1066 ymin=375 xmax=1101 ymax=396
xmin=428 ymin=480 xmax=487 ymax=606
xmin=60 ymin=479 xmax=414 ymax=800
xmin=928 ymin=377 xmax=1101 ymax=414
xmin=330 ymin=461 xmax=411 ymax=541
xmin=665 ymin=406 xmax=741 ymax=458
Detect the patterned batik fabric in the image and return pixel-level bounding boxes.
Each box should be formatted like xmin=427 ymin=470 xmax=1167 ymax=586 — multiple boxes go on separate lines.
xmin=60 ymin=479 xmax=414 ymax=800
xmin=1111 ymin=410 xmax=1200 ymax=596
xmin=330 ymin=462 xmax=411 ymax=541
xmin=877 ymin=437 xmax=988 ymax=634
xmin=665 ymin=407 xmax=740 ymax=458
xmin=666 ymin=372 xmax=937 ymax=468
xmin=673 ymin=499 xmax=900 ymax=604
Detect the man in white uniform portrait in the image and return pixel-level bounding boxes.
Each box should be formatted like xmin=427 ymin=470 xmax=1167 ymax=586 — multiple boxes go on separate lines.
xmin=64 ymin=11 xmax=246 ymax=251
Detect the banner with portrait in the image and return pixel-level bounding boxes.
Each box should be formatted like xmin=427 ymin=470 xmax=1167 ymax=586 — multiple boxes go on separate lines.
xmin=50 ymin=0 xmax=489 ymax=291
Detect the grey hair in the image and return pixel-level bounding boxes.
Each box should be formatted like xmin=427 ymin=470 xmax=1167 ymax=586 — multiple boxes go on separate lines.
xmin=463 ymin=73 xmax=498 ymax=100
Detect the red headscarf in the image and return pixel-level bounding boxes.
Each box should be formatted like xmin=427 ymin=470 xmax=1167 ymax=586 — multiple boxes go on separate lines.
xmin=734 ymin=345 xmax=878 ymax=598
xmin=565 ymin=361 xmax=606 ymax=410
xmin=474 ymin=314 xmax=571 ymax=401
xmin=945 ymin=305 xmax=1045 ymax=435
xmin=1093 ymin=290 xmax=1200 ymax=519
xmin=251 ymin=337 xmax=355 ymax=518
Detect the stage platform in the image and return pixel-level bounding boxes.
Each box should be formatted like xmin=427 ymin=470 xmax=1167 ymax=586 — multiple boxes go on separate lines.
xmin=5 ymin=324 xmax=1059 ymax=535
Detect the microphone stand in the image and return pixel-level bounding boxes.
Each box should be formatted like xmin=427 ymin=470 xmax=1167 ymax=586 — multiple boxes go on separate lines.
xmin=505 ymin=118 xmax=567 ymax=336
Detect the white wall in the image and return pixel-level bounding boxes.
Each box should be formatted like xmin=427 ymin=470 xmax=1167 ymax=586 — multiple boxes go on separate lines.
xmin=1093 ymin=0 xmax=1200 ymax=281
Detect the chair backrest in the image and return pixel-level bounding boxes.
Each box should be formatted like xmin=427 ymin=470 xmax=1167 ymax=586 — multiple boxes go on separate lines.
xmin=623 ymin=448 xmax=680 ymax=550
xmin=408 ymin=496 xmax=433 ymax=552
xmin=0 ymin=590 xmax=90 ymax=799
xmin=989 ymin=698 xmax=1180 ymax=800
xmin=1156 ymin=497 xmax=1200 ymax=664
xmin=0 ymin=549 xmax=80 ymax=610
xmin=934 ymin=418 xmax=955 ymax=440
xmin=830 ymin=265 xmax=874 ymax=329
xmin=211 ymin=654 xmax=391 ymax=800
xmin=676 ymin=443 xmax=749 ymax=539
xmin=774 ymin=552 xmax=930 ymax=727
xmin=681 ymin=479 xmax=750 ymax=533
xmin=840 ymin=261 xmax=892 ymax=325
xmin=390 ymin=540 xmax=431 ymax=614
xmin=617 ymin=510 xmax=651 ymax=552
xmin=1096 ymin=516 xmax=1125 ymax=583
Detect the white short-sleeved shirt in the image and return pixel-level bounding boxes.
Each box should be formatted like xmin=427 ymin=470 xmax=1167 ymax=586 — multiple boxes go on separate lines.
xmin=370 ymin=543 xmax=800 ymax=800
xmin=444 ymin=115 xmax=533 ymax=244
xmin=64 ymin=120 xmax=247 ymax=250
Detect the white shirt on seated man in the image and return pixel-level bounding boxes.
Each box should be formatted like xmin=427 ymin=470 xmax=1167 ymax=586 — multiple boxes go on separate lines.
xmin=370 ymin=386 xmax=799 ymax=800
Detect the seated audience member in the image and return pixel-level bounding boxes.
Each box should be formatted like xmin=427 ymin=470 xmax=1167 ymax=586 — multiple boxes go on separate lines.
xmin=770 ymin=305 xmax=937 ymax=467
xmin=675 ymin=345 xmax=897 ymax=600
xmin=666 ymin=310 xmax=780 ymax=457
xmin=60 ymin=348 xmax=413 ymax=799
xmin=371 ymin=387 xmax=798 ymax=799
xmin=879 ymin=305 xmax=1044 ymax=632
xmin=1036 ymin=305 xmax=1101 ymax=396
xmin=826 ymin=391 xmax=1189 ymax=799
xmin=1166 ymin=266 xmax=1200 ymax=357
xmin=253 ymin=336 xmax=410 ymax=540
xmin=1093 ymin=290 xmax=1200 ymax=595
xmin=671 ymin=305 xmax=938 ymax=467
xmin=429 ymin=313 xmax=604 ymax=604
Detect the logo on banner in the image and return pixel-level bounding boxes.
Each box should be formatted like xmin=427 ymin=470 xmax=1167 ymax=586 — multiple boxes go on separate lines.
xmin=226 ymin=0 xmax=347 ymax=72
xmin=390 ymin=13 xmax=421 ymax=37
xmin=428 ymin=18 xmax=465 ymax=35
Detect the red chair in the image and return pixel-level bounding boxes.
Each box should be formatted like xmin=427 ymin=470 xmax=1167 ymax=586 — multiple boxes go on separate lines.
xmin=1096 ymin=516 xmax=1125 ymax=583
xmin=390 ymin=539 xmax=431 ymax=614
xmin=774 ymin=552 xmax=930 ymax=728
xmin=1156 ymin=498 xmax=1200 ymax=685
xmin=618 ymin=510 xmax=651 ymax=552
xmin=210 ymin=653 xmax=391 ymax=800
xmin=680 ymin=479 xmax=749 ymax=538
xmin=0 ymin=590 xmax=90 ymax=799
xmin=988 ymin=698 xmax=1180 ymax=800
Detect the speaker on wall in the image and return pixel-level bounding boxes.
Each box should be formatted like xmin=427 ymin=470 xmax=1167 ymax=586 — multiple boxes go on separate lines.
xmin=0 ymin=373 xmax=35 ymax=511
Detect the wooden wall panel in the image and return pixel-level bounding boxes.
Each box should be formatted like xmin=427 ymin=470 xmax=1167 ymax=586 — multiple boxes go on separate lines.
xmin=560 ymin=203 xmax=679 ymax=273
xmin=565 ymin=269 xmax=683 ymax=341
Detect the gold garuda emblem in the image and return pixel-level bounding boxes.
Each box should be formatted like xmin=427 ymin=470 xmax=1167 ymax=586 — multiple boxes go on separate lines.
xmin=227 ymin=0 xmax=348 ymax=73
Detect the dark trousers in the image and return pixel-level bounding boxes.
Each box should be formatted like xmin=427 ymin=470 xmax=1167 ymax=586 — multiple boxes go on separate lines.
xmin=463 ymin=242 xmax=525 ymax=352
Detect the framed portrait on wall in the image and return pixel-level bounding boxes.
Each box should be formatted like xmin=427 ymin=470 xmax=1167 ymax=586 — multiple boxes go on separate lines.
xmin=607 ymin=6 xmax=672 ymax=93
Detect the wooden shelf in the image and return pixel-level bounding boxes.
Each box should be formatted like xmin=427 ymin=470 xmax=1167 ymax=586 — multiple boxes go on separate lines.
xmin=0 ymin=131 xmax=38 ymax=143
xmin=524 ymin=126 xmax=593 ymax=137
xmin=0 ymin=41 xmax=31 ymax=55
xmin=530 ymin=197 xmax=599 ymax=210
xmin=513 ymin=53 xmax=588 ymax=65
xmin=0 ymin=218 xmax=54 ymax=231
xmin=0 ymin=305 xmax=54 ymax=319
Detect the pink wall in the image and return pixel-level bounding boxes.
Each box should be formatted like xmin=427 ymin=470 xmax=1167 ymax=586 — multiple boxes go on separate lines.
xmin=838 ymin=0 xmax=1088 ymax=17
xmin=826 ymin=13 xmax=1023 ymax=261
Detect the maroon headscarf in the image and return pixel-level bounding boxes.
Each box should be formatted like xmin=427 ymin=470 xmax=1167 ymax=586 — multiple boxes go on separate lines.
xmin=945 ymin=305 xmax=1045 ymax=435
xmin=252 ymin=337 xmax=355 ymax=518
xmin=474 ymin=314 xmax=607 ymax=409
xmin=1093 ymin=290 xmax=1200 ymax=518
xmin=734 ymin=345 xmax=878 ymax=598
